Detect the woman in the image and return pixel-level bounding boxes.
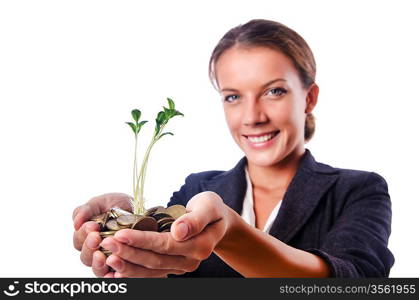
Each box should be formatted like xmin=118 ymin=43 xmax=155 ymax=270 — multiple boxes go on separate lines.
xmin=72 ymin=19 xmax=394 ymax=277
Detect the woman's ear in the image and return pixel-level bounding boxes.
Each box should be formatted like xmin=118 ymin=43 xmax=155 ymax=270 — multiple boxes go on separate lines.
xmin=305 ymin=83 xmax=319 ymax=114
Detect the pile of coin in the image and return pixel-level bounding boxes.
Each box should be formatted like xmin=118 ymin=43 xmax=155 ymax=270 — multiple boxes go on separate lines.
xmin=90 ymin=205 xmax=187 ymax=257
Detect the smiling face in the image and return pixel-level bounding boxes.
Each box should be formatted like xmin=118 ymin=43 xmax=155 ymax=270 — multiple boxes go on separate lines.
xmin=215 ymin=46 xmax=318 ymax=168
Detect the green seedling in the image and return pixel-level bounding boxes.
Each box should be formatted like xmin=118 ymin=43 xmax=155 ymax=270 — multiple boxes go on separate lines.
xmin=126 ymin=98 xmax=183 ymax=214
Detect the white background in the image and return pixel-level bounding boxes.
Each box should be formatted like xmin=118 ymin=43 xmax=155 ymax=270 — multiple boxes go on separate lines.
xmin=0 ymin=0 xmax=418 ymax=277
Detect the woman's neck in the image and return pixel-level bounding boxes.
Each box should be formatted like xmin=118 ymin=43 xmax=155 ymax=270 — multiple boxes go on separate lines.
xmin=247 ymin=148 xmax=306 ymax=192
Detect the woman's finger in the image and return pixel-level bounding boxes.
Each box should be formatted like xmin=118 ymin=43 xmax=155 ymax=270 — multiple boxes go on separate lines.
xmin=73 ymin=204 xmax=100 ymax=231
xmin=106 ymin=255 xmax=185 ymax=278
xmin=100 ymin=237 xmax=200 ymax=272
xmin=80 ymin=231 xmax=102 ymax=266
xmin=73 ymin=193 xmax=133 ymax=231
xmin=92 ymin=250 xmax=111 ymax=277
xmin=113 ymin=225 xmax=220 ymax=261
xmin=113 ymin=230 xmax=187 ymax=256
xmin=73 ymin=221 xmax=100 ymax=251
xmin=171 ymin=191 xmax=225 ymax=241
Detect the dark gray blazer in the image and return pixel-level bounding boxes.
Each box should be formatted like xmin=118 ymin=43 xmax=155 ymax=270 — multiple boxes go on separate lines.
xmin=167 ymin=149 xmax=395 ymax=277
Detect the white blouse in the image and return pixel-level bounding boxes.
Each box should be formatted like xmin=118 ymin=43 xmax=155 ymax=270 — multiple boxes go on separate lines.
xmin=240 ymin=166 xmax=282 ymax=233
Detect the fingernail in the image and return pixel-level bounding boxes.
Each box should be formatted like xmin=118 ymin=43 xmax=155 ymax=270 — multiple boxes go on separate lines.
xmin=110 ymin=257 xmax=122 ymax=271
xmin=101 ymin=241 xmax=117 ymax=253
xmin=93 ymin=260 xmax=103 ymax=268
xmin=86 ymin=222 xmax=98 ymax=232
xmin=177 ymin=222 xmax=189 ymax=240
xmin=86 ymin=237 xmax=99 ymax=249
xmin=93 ymin=253 xmax=104 ymax=268
xmin=114 ymin=234 xmax=129 ymax=244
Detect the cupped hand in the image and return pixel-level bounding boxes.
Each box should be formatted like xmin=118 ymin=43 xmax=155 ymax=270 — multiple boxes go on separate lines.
xmin=72 ymin=192 xmax=133 ymax=275
xmin=95 ymin=191 xmax=233 ymax=277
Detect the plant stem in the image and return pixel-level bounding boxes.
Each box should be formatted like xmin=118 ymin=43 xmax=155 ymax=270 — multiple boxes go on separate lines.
xmin=133 ymin=135 xmax=138 ymax=199
xmin=133 ymin=124 xmax=166 ymax=214
xmin=139 ymin=140 xmax=155 ymax=202
xmin=135 ymin=140 xmax=154 ymax=214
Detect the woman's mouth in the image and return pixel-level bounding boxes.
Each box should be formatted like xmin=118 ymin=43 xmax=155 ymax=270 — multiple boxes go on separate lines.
xmin=243 ymin=130 xmax=280 ymax=149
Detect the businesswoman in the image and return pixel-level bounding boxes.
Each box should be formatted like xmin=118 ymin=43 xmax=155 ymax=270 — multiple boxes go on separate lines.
xmin=73 ymin=19 xmax=394 ymax=277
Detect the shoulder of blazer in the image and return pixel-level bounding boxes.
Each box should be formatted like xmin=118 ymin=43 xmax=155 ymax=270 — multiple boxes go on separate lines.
xmin=168 ymin=149 xmax=389 ymax=221
xmin=177 ymin=148 xmax=376 ymax=185
xmin=167 ymin=157 xmax=247 ymax=208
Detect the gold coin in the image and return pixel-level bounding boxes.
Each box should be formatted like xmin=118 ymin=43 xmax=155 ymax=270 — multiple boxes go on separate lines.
xmin=144 ymin=206 xmax=166 ymax=217
xmin=157 ymin=216 xmax=175 ymax=225
xmin=165 ymin=205 xmax=187 ymax=220
xmin=101 ymin=250 xmax=112 ymax=257
xmin=110 ymin=207 xmax=132 ymax=218
xmin=105 ymin=219 xmax=122 ymax=231
xmin=91 ymin=212 xmax=107 ymax=223
xmin=90 ymin=212 xmax=110 ymax=230
xmin=99 ymin=231 xmax=117 ymax=238
xmin=157 ymin=221 xmax=174 ymax=231
xmin=152 ymin=212 xmax=173 ymax=221
xmin=131 ymin=216 xmax=158 ymax=231
xmin=158 ymin=222 xmax=173 ymax=232
xmin=117 ymin=214 xmax=142 ymax=226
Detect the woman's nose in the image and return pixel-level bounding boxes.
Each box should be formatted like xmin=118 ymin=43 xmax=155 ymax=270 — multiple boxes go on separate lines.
xmin=243 ymin=99 xmax=268 ymax=126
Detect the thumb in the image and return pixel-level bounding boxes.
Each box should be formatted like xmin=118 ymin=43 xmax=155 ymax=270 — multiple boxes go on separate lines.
xmin=170 ymin=191 xmax=223 ymax=241
xmin=73 ymin=204 xmax=99 ymax=230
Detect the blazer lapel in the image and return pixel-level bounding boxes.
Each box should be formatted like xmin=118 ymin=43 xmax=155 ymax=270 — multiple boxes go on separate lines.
xmin=268 ymin=150 xmax=338 ymax=243
xmin=200 ymin=157 xmax=248 ymax=215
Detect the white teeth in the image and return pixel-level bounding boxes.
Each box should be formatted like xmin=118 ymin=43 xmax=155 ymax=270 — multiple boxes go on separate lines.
xmin=247 ymin=132 xmax=276 ymax=143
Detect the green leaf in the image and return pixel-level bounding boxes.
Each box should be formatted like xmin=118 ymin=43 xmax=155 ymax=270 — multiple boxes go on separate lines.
xmin=173 ymin=110 xmax=184 ymax=117
xmin=158 ymin=132 xmax=174 ymax=140
xmin=154 ymin=111 xmax=165 ymax=134
xmin=167 ymin=98 xmax=175 ymax=110
xmin=156 ymin=111 xmax=165 ymax=124
xmin=131 ymin=109 xmax=141 ymax=123
xmin=138 ymin=120 xmax=148 ymax=128
xmin=126 ymin=122 xmax=137 ymax=134
xmin=163 ymin=107 xmax=174 ymax=120
xmin=136 ymin=120 xmax=148 ymax=134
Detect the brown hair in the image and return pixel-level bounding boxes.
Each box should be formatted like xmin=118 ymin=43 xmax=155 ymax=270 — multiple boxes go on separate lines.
xmin=208 ymin=19 xmax=316 ymax=142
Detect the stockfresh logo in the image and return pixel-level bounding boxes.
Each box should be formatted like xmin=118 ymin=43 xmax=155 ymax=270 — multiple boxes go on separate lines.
xmin=3 ymin=281 xmax=20 ymax=297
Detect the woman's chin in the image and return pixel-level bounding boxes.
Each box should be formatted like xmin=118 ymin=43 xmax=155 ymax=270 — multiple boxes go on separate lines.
xmin=245 ymin=152 xmax=282 ymax=168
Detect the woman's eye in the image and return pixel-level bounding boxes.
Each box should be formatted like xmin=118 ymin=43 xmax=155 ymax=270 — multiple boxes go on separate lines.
xmin=267 ymin=87 xmax=287 ymax=96
xmin=224 ymin=94 xmax=240 ymax=102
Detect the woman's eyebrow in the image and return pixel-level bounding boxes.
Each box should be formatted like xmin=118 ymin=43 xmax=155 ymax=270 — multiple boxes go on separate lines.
xmin=220 ymin=78 xmax=287 ymax=92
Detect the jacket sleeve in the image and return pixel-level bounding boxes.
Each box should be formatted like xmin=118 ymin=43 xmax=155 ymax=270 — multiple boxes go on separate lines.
xmin=166 ymin=173 xmax=208 ymax=207
xmin=166 ymin=170 xmax=222 ymax=207
xmin=305 ymin=172 xmax=395 ymax=277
